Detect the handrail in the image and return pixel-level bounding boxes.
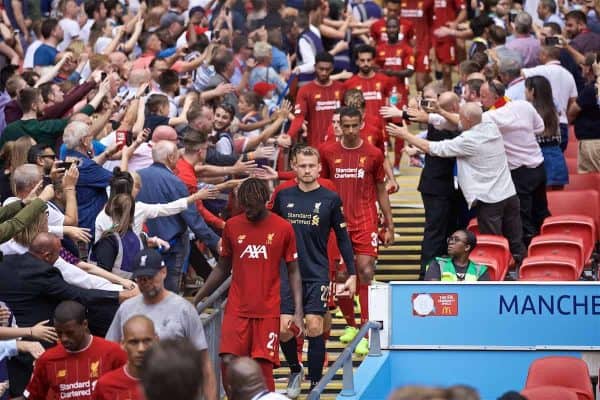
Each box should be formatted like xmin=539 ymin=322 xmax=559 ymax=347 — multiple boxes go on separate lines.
xmin=196 ymin=276 xmax=232 ymax=314
xmin=307 ymin=321 xmax=383 ymax=400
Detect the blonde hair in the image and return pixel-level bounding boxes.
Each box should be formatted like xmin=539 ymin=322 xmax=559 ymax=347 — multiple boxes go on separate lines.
xmin=10 ymin=136 xmax=35 ymax=174
xmin=14 ymin=210 xmax=48 ymax=246
xmin=105 ymin=193 xmax=135 ymax=236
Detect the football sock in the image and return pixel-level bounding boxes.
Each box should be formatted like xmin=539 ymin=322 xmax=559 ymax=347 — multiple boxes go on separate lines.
xmin=257 ymin=359 xmax=275 ymax=391
xmin=337 ymin=296 xmax=357 ymax=327
xmin=281 ymin=337 xmax=302 ymax=373
xmin=307 ymin=335 xmax=326 ymax=385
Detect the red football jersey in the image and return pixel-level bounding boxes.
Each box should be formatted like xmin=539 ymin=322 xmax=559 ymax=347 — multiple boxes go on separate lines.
xmin=375 ymin=41 xmax=415 ymax=104
xmin=369 ymin=17 xmax=415 ymax=45
xmin=433 ymin=0 xmax=465 ymax=30
xmin=287 ymin=81 xmax=345 ymax=147
xmin=361 ymin=122 xmax=386 ymax=154
xmin=319 ymin=141 xmax=385 ymax=232
xmin=400 ymin=0 xmax=434 ymax=51
xmin=221 ymin=212 xmax=297 ymax=318
xmin=25 ymin=336 xmax=127 ymax=400
xmin=344 ymin=73 xmax=393 ymax=125
xmin=92 ymin=366 xmax=143 ymax=400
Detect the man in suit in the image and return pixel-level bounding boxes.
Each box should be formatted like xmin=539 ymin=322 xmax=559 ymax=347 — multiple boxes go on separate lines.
xmin=136 ymin=140 xmax=220 ymax=293
xmin=0 ymin=232 xmax=136 ymax=398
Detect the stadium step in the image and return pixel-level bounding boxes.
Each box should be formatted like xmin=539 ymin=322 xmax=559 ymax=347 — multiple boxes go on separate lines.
xmin=274 ymin=163 xmax=425 ymax=398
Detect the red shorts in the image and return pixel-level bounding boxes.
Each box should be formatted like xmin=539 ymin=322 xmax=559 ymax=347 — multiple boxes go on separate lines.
xmin=435 ymin=39 xmax=457 ymax=65
xmin=220 ymin=314 xmax=280 ymax=366
xmin=349 ymin=230 xmax=379 ymax=257
xmin=414 ymin=50 xmax=431 ymax=73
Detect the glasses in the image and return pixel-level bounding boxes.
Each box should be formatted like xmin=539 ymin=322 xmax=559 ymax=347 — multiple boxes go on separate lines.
xmin=447 ymin=236 xmax=467 ymax=244
xmin=40 ymin=154 xmax=57 ymax=160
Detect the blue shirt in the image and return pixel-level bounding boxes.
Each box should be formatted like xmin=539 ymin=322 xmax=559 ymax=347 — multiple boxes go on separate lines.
xmin=136 ymin=162 xmax=220 ymax=252
xmin=33 ymin=44 xmax=58 ymax=67
xmin=59 ymin=140 xmax=106 ymax=160
xmin=63 ymin=148 xmax=112 ymax=238
xmin=271 ymin=46 xmax=289 ymax=74
xmin=249 ymin=66 xmax=287 ymax=95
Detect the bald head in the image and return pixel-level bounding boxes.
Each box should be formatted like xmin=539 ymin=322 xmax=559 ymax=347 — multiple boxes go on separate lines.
xmin=123 ymin=315 xmax=156 ymax=338
xmin=29 ymin=232 xmax=61 ymax=265
xmin=459 ymin=102 xmax=483 ymax=130
xmin=438 ymin=91 xmax=460 ymax=113
xmin=129 ymin=68 xmax=151 ymax=87
xmin=225 ymin=357 xmax=266 ymax=400
xmin=151 ymin=126 xmax=178 ymax=143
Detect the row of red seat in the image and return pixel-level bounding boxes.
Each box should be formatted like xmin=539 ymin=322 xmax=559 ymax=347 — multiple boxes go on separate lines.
xmin=467 ymin=187 xmax=600 ymax=280
xmin=521 ymin=356 xmax=594 ymax=400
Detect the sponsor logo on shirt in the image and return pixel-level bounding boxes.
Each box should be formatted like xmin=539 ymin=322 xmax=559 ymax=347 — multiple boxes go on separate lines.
xmin=266 ymin=233 xmax=275 ymax=244
xmin=59 ymin=380 xmax=93 ymax=398
xmin=334 ymin=158 xmax=342 ymax=164
xmin=240 ymin=245 xmax=268 ymax=259
xmin=401 ymin=8 xmax=424 ymax=17
xmin=385 ymin=57 xmax=404 ymax=66
xmin=313 ymin=202 xmax=322 ymax=213
xmin=315 ymin=100 xmax=340 ymax=112
xmin=359 ymin=156 xmax=367 ymax=166
xmin=286 ymin=203 xmax=295 ymax=208
xmin=89 ymin=361 xmax=100 ymax=379
xmin=57 ymin=369 xmax=67 ymax=378
xmin=334 ymin=167 xmax=366 ymax=179
xmin=435 ymin=0 xmax=447 ymax=7
xmin=363 ymin=91 xmax=383 ymax=101
xmin=237 ymin=235 xmax=246 ymax=244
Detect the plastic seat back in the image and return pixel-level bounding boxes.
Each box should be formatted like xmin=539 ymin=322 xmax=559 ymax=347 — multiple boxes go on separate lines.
xmin=565 ymin=173 xmax=600 ymax=192
xmin=467 ymin=218 xmax=479 ymax=235
xmin=469 ymin=255 xmax=505 ymax=281
xmin=525 ymin=356 xmax=593 ymax=400
xmin=546 ymin=190 xmax=600 ymax=240
xmin=541 ymin=216 xmax=595 ymax=262
xmin=566 ymin=157 xmax=578 ymax=174
xmin=521 ymin=386 xmax=578 ymax=400
xmin=519 ymin=256 xmax=579 ymax=281
xmin=528 ymin=234 xmax=585 ymax=275
xmin=472 ymin=235 xmax=512 ymax=275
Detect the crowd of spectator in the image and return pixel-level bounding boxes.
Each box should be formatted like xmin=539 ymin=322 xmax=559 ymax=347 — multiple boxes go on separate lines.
xmin=0 ymin=0 xmax=598 ymax=398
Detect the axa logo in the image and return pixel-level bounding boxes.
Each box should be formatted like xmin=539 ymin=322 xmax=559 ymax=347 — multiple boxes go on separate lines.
xmin=240 ymin=244 xmax=268 ymax=259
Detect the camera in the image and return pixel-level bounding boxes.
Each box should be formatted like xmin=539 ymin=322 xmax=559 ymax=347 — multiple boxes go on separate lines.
xmin=545 ymin=36 xmax=560 ymax=46
xmin=420 ymin=99 xmax=434 ymax=109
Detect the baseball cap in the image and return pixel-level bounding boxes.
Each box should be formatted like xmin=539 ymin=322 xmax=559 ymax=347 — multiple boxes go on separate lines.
xmin=253 ymin=82 xmax=276 ymax=97
xmin=132 ymin=249 xmax=166 ymax=278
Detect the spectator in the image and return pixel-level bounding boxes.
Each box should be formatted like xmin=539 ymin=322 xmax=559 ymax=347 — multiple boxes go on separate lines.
xmin=563 ymin=10 xmax=600 ymax=58
xmin=481 ymin=80 xmax=550 ymax=246
xmin=140 ymin=338 xmax=205 ymax=400
xmin=522 ymin=45 xmax=578 ymax=151
xmin=33 ymin=18 xmax=63 ymax=67
xmin=525 ymin=76 xmax=569 ymax=187
xmin=224 ymin=357 xmax=289 ymax=400
xmin=106 ymin=248 xmax=217 ymax=400
xmin=567 ymin=62 xmax=600 ymax=172
xmin=135 ymin=140 xmax=220 ymax=291
xmin=424 ymin=229 xmax=490 ymax=281
xmin=537 ymin=0 xmax=564 ymax=28
xmin=0 ymin=186 xmax=49 ymax=247
xmin=538 ymin=23 xmax=586 ymax=91
xmin=249 ymin=42 xmax=287 ymax=95
xmin=506 ymin=12 xmax=541 ymax=67
xmin=80 ymin=1 xmax=107 ymax=44
xmin=212 ymin=102 xmax=237 ymax=156
xmin=388 ymin=103 xmax=526 ymax=262
xmin=498 ymin=58 xmax=526 ymax=100
xmin=294 ymin=0 xmax=326 ymax=85
xmin=24 ymin=300 xmax=127 ymax=400
xmin=27 ymin=144 xmax=57 ymax=175
xmin=57 ymin=0 xmax=81 ymax=52
xmin=62 ymin=121 xmax=117 ymax=239
xmin=205 ymin=50 xmax=240 ymax=111
xmin=93 ymin=315 xmax=157 ymax=400
xmin=487 ymin=26 xmax=523 ymax=69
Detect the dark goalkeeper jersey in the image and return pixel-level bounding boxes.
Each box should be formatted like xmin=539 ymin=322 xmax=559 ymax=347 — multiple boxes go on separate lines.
xmin=272 ymin=185 xmax=355 ymax=282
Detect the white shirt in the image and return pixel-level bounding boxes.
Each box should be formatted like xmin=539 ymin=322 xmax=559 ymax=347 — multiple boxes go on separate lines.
xmin=58 ymin=18 xmax=80 ymax=52
xmin=79 ymin=19 xmax=94 ymax=44
xmin=0 ymin=240 xmax=121 ymax=291
xmin=23 ymin=40 xmax=43 ymax=69
xmin=428 ymin=113 xmax=459 ymax=131
xmin=297 ymin=25 xmax=322 ymax=75
xmin=483 ymin=100 xmax=545 ymax=170
xmin=95 ymin=199 xmax=189 ymax=242
xmin=429 ymin=121 xmax=517 ymax=207
xmin=522 ymin=61 xmax=578 ymax=124
xmin=506 ymin=77 xmax=526 ymax=101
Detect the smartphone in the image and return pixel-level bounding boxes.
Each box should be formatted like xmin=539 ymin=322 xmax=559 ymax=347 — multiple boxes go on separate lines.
xmin=225 ymin=6 xmax=230 ymax=15
xmin=101 ymin=72 xmax=108 ymax=81
xmin=420 ymin=99 xmax=433 ymax=109
xmin=509 ymin=11 xmax=518 ymax=23
xmin=213 ymin=30 xmax=220 ymax=40
xmin=116 ymin=130 xmax=132 ymax=148
xmin=402 ymin=110 xmax=412 ymax=120
xmin=56 ymin=160 xmax=78 ymax=169
xmin=545 ymin=36 xmax=560 ymax=46
xmin=43 ymin=175 xmax=52 ymax=186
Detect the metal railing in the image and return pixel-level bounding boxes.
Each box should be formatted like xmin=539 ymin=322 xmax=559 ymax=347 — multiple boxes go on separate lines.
xmin=308 ymin=321 xmax=383 ymax=400
xmin=197 ymin=276 xmax=232 ymax=398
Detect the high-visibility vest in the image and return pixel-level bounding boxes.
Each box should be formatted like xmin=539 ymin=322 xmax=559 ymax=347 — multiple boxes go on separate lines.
xmin=435 ymin=257 xmax=487 ymax=282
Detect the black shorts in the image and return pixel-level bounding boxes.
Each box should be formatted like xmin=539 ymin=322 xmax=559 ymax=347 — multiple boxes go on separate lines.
xmin=280 ymin=277 xmax=330 ymax=316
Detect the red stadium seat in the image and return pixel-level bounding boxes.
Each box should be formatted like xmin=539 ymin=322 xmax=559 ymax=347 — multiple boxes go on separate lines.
xmin=565 ymin=138 xmax=578 ymax=160
xmin=467 ymin=218 xmax=479 ymax=235
xmin=525 ymin=356 xmax=594 ymax=400
xmin=528 ymin=234 xmax=585 ymax=275
xmin=472 ymin=235 xmax=513 ymax=276
xmin=541 ymin=217 xmax=596 ymax=263
xmin=566 ymin=157 xmax=578 ymax=175
xmin=521 ymin=386 xmax=578 ymax=400
xmin=565 ymin=173 xmax=600 ymax=192
xmin=519 ymin=256 xmax=580 ymax=281
xmin=468 ymin=255 xmax=506 ymax=281
xmin=545 ymin=190 xmax=600 ymax=240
